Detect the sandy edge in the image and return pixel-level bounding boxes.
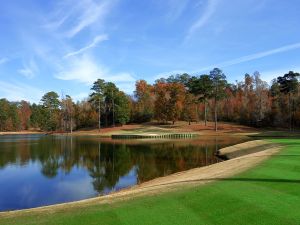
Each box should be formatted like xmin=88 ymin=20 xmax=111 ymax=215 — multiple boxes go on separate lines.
xmin=218 ymin=140 xmax=272 ymax=156
xmin=0 ymin=141 xmax=282 ymax=218
xmin=0 ymin=131 xmax=45 ymax=136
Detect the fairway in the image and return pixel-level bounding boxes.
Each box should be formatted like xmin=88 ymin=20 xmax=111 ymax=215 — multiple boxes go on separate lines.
xmin=1 ymin=139 xmax=300 ymax=225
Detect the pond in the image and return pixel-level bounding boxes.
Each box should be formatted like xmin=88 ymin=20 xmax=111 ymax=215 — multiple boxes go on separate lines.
xmin=0 ymin=134 xmax=249 ymax=211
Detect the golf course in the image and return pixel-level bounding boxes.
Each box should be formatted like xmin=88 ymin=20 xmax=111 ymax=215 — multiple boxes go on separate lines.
xmin=1 ymin=137 xmax=299 ymax=225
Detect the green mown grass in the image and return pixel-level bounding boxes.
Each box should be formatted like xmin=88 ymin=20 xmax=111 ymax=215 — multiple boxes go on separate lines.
xmin=249 ymin=131 xmax=300 ymax=138
xmin=1 ymin=139 xmax=300 ymax=225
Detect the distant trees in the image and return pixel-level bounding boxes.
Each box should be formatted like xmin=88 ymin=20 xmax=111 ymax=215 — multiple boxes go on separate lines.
xmin=75 ymin=100 xmax=98 ymax=129
xmin=209 ymin=68 xmax=227 ymax=131
xmin=30 ymin=103 xmax=43 ymax=129
xmin=182 ymin=93 xmax=197 ymax=125
xmin=277 ymin=71 xmax=300 ymax=131
xmin=61 ymin=95 xmax=74 ymax=133
xmin=154 ymin=81 xmax=169 ymax=123
xmin=133 ymin=80 xmax=154 ymax=122
xmin=253 ymin=72 xmax=269 ymax=125
xmin=0 ymin=99 xmax=10 ymax=131
xmin=40 ymin=91 xmax=60 ymax=131
xmin=189 ymin=75 xmax=213 ymax=126
xmin=84 ymin=69 xmax=298 ymax=130
xmin=89 ymin=79 xmax=131 ymax=129
xmin=153 ymin=80 xmax=187 ymax=124
xmin=115 ymin=91 xmax=130 ymax=125
xmin=0 ymin=69 xmax=299 ymax=132
xmin=89 ymin=79 xmax=105 ymax=131
xmin=167 ymin=82 xmax=186 ymax=124
xmin=0 ymin=99 xmax=19 ymax=131
xmin=103 ymin=82 xmax=118 ymax=127
xmin=18 ymin=101 xmax=32 ymax=130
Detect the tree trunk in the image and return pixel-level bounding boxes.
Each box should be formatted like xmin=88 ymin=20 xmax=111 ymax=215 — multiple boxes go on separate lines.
xmin=195 ymin=104 xmax=198 ymax=123
xmin=214 ymin=78 xmax=219 ymax=132
xmin=98 ymin=98 xmax=101 ymax=132
xmin=214 ymin=97 xmax=218 ymax=132
xmin=291 ymin=95 xmax=295 ymax=132
xmin=204 ymin=101 xmax=207 ymax=126
xmin=289 ymin=93 xmax=291 ymax=132
xmin=70 ymin=117 xmax=73 ymax=134
xmin=105 ymin=103 xmax=108 ymax=127
xmin=112 ymin=91 xmax=115 ymax=127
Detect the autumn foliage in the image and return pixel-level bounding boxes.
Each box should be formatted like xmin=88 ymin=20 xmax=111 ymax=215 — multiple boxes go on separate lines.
xmin=0 ymin=69 xmax=299 ymax=131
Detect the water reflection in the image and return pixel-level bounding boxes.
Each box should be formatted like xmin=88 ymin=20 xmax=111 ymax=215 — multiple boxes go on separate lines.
xmin=0 ymin=135 xmax=248 ymax=211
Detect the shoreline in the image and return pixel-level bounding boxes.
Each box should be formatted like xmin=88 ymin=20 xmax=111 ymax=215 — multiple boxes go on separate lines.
xmin=0 ymin=122 xmax=261 ymax=137
xmin=0 ymin=140 xmax=282 ymax=217
xmin=0 ymin=131 xmax=45 ymax=136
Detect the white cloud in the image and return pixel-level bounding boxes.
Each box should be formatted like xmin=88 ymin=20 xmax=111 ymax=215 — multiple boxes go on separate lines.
xmin=68 ymin=0 xmax=113 ymax=38
xmin=0 ymin=57 xmax=8 ymax=65
xmin=46 ymin=0 xmax=115 ymax=38
xmin=0 ymin=81 xmax=43 ymax=103
xmin=18 ymin=59 xmax=39 ymax=79
xmin=55 ymin=54 xmax=135 ymax=89
xmin=18 ymin=68 xmax=35 ymax=79
xmin=64 ymin=34 xmax=109 ymax=58
xmin=185 ymin=0 xmax=219 ymax=40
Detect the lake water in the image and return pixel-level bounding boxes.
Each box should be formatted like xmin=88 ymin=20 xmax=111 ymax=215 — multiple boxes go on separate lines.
xmin=0 ymin=134 xmax=249 ymax=211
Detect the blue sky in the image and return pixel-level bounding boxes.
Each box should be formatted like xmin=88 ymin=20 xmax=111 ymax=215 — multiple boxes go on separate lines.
xmin=0 ymin=0 xmax=300 ymax=103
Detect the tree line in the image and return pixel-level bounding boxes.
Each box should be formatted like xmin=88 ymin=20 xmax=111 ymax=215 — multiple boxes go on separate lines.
xmin=0 ymin=68 xmax=299 ymax=131
xmin=0 ymin=79 xmax=130 ymax=132
xmin=132 ymin=68 xmax=300 ymax=131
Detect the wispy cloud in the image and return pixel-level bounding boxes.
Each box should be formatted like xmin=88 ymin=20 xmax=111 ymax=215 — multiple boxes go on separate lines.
xmin=18 ymin=59 xmax=39 ymax=79
xmin=64 ymin=34 xmax=108 ymax=58
xmin=185 ymin=0 xmax=219 ymax=40
xmin=55 ymin=54 xmax=135 ymax=85
xmin=165 ymin=0 xmax=189 ymax=22
xmin=0 ymin=57 xmax=8 ymax=65
xmin=46 ymin=0 xmax=115 ymax=38
xmin=196 ymin=42 xmax=300 ymax=72
xmin=0 ymin=80 xmax=43 ymax=103
xmin=155 ymin=42 xmax=300 ymax=78
xmin=67 ymin=0 xmax=113 ymax=38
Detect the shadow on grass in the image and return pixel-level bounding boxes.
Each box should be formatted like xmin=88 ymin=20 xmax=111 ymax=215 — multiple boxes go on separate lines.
xmin=247 ymin=154 xmax=300 ymax=157
xmin=147 ymin=177 xmax=300 ymax=189
xmin=197 ymin=177 xmax=300 ymax=184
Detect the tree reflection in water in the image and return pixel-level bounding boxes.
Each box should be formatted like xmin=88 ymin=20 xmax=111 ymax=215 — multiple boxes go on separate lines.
xmin=0 ymin=135 xmax=249 ymax=195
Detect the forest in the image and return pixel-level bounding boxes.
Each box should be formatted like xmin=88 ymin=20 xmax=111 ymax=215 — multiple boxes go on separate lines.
xmin=0 ymin=68 xmax=299 ymax=132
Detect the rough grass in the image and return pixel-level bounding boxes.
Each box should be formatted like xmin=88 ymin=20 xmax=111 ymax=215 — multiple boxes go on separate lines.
xmin=71 ymin=122 xmax=260 ymax=137
xmin=1 ymin=139 xmax=300 ymax=225
xmin=249 ymin=130 xmax=300 ymax=138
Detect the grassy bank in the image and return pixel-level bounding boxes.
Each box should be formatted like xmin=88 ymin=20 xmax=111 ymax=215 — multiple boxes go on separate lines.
xmin=1 ymin=139 xmax=300 ymax=225
xmin=66 ymin=122 xmax=259 ymax=137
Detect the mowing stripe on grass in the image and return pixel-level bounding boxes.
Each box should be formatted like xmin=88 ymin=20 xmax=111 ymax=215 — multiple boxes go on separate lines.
xmin=1 ymin=139 xmax=300 ymax=225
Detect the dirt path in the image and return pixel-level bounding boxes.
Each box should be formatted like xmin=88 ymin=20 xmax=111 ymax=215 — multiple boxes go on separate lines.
xmin=217 ymin=140 xmax=280 ymax=159
xmin=0 ymin=141 xmax=282 ymax=218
